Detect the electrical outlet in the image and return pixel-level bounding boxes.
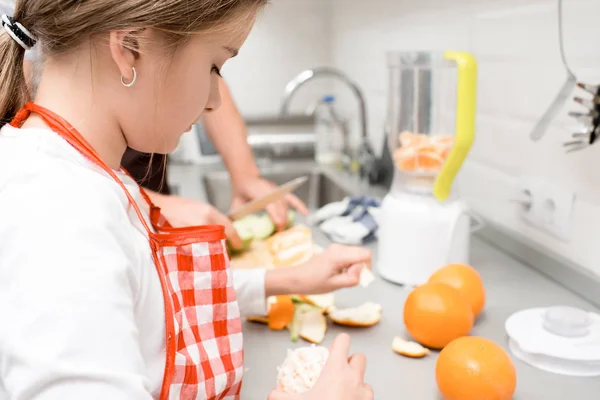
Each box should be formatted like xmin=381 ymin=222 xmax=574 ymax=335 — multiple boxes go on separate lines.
xmin=517 ymin=177 xmax=576 ymax=241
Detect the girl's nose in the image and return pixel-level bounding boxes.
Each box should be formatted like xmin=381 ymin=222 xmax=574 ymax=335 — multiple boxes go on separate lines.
xmin=204 ymin=76 xmax=222 ymax=112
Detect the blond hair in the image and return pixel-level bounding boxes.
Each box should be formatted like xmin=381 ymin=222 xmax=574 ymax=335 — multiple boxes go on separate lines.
xmin=0 ymin=0 xmax=267 ymax=126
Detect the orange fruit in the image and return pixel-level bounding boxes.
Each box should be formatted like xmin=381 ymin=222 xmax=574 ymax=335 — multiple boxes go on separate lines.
xmin=436 ymin=336 xmax=517 ymax=400
xmin=428 ymin=263 xmax=486 ymax=317
xmin=395 ymin=150 xmax=444 ymax=173
xmin=395 ymin=153 xmax=417 ymax=172
xmin=415 ymin=152 xmax=443 ymax=171
xmin=403 ymin=283 xmax=473 ymax=349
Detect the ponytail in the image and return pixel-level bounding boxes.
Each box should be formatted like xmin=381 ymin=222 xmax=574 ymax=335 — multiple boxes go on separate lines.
xmin=0 ymin=19 xmax=29 ymax=128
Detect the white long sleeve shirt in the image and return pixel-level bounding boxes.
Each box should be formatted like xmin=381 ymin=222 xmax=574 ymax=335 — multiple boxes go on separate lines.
xmin=0 ymin=125 xmax=266 ymax=399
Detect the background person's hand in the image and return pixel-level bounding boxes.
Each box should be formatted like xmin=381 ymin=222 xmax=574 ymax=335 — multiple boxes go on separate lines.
xmin=268 ymin=334 xmax=373 ymax=400
xmin=230 ymin=177 xmax=308 ymax=231
xmin=154 ymin=194 xmax=244 ymax=249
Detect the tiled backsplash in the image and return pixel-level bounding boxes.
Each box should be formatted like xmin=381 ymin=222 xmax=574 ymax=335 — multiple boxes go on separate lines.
xmin=221 ymin=0 xmax=333 ymax=116
xmin=223 ymin=0 xmax=600 ymax=276
xmin=328 ymin=0 xmax=600 ymax=276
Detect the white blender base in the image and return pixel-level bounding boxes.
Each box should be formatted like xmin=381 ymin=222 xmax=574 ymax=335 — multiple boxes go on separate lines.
xmin=376 ymin=192 xmax=470 ymax=286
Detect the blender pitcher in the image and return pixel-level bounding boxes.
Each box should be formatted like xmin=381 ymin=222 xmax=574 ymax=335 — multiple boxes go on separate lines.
xmin=377 ymin=51 xmax=478 ymax=286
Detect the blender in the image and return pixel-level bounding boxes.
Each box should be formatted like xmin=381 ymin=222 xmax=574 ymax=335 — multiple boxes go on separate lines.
xmin=377 ymin=51 xmax=478 ymax=286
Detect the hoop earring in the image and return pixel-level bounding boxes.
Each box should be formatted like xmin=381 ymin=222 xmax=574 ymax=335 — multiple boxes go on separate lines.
xmin=121 ymin=67 xmax=137 ymax=87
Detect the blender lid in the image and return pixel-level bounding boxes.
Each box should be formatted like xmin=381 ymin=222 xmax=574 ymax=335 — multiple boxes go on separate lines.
xmin=386 ymin=51 xmax=455 ymax=68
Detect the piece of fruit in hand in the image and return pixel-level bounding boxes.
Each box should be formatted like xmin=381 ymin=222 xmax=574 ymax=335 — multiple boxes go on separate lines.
xmin=276 ymin=345 xmax=329 ymax=394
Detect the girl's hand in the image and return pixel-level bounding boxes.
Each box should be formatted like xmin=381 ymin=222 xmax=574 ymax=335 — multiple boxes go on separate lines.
xmin=268 ymin=334 xmax=373 ymax=400
xmin=265 ymin=244 xmax=372 ymax=297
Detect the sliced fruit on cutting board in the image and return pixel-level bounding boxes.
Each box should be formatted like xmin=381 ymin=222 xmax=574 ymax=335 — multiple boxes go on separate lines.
xmin=392 ymin=337 xmax=431 ymax=358
xmin=299 ymin=308 xmax=327 ymax=344
xmin=328 ymin=302 xmax=382 ymax=327
xmin=230 ymin=240 xmax=274 ymax=270
xmin=268 ymin=295 xmax=295 ymax=331
xmin=266 ymin=225 xmax=315 ymax=268
xmin=247 ymin=214 xmax=276 ymax=240
xmin=266 ymin=225 xmax=313 ymax=253
xmin=227 ymin=219 xmax=255 ymax=254
xmin=294 ymin=293 xmax=335 ymax=313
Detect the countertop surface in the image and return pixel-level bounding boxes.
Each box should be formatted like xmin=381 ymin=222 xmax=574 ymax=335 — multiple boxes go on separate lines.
xmin=168 ymin=161 xmax=600 ymax=400
xmin=241 ymin=225 xmax=600 ymax=400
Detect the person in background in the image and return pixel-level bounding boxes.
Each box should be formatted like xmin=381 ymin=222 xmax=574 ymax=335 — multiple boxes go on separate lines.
xmin=0 ymin=1 xmax=374 ymax=399
xmin=121 ymin=76 xmax=307 ymax=247
xmin=5 ymin=0 xmax=304 ymax=248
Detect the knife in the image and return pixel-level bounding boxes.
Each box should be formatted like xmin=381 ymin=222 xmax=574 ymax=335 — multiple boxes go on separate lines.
xmin=228 ymin=176 xmax=309 ymax=221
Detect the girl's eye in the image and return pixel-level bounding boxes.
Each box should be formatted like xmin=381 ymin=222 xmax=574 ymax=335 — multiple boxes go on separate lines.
xmin=211 ymin=65 xmax=222 ymax=77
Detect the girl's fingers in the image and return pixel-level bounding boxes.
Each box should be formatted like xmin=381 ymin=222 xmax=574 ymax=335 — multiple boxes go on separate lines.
xmin=348 ymin=353 xmax=367 ymax=379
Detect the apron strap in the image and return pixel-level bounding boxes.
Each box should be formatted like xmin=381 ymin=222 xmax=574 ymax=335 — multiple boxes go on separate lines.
xmin=11 ymin=103 xmax=157 ymax=241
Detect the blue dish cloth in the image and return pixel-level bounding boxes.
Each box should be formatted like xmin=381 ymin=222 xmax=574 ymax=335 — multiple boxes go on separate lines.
xmin=314 ymin=196 xmax=381 ymax=245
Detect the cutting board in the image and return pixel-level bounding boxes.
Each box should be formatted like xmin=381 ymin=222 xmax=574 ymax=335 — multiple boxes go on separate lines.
xmin=229 ymin=224 xmax=322 ymax=270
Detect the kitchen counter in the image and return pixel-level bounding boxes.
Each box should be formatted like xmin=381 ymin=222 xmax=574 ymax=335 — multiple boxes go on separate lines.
xmin=241 ymin=224 xmax=600 ymax=400
xmin=168 ymin=161 xmax=600 ymax=399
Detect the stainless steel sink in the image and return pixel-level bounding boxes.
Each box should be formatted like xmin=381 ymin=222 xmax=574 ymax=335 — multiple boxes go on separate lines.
xmin=202 ymin=166 xmax=350 ymax=213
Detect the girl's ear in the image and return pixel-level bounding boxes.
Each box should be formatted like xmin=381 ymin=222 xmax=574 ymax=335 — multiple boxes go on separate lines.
xmin=108 ymin=30 xmax=139 ymax=83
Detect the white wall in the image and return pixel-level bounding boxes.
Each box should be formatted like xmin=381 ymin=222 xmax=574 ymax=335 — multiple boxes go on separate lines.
xmin=329 ymin=0 xmax=600 ymax=276
xmin=220 ymin=0 xmax=600 ymax=277
xmin=221 ymin=0 xmax=333 ymax=117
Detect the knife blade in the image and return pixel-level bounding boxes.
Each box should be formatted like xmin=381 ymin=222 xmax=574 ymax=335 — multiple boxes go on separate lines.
xmin=228 ymin=176 xmax=309 ymax=221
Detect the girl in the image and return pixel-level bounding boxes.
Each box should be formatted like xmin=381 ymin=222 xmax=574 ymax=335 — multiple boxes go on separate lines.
xmin=0 ymin=1 xmax=373 ymax=399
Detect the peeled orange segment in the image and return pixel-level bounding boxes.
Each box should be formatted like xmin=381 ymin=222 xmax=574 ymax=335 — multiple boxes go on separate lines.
xmin=414 ymin=144 xmax=440 ymax=154
xmin=399 ymin=131 xmax=428 ymax=148
xmin=392 ymin=337 xmax=431 ymax=358
xmin=393 ymin=146 xmax=416 ymax=161
xmin=299 ymin=309 xmax=327 ymax=344
xmin=328 ymin=302 xmax=382 ymax=327
xmin=415 ymin=152 xmax=444 ymax=171
xmin=268 ymin=295 xmax=295 ymax=331
xmin=403 ymin=282 xmax=474 ymax=349
xmin=395 ymin=157 xmax=417 ymax=172
xmin=436 ymin=336 xmax=516 ymax=400
xmin=276 ymin=345 xmax=329 ymax=394
xmin=395 ymin=152 xmax=444 ymax=173
xmin=428 ymin=263 xmax=486 ymax=318
xmin=394 ymin=132 xmax=455 ymax=173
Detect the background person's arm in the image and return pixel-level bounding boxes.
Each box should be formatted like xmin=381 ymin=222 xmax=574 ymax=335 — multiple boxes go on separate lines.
xmin=203 ymin=78 xmax=308 ymax=230
xmin=202 ymin=77 xmax=260 ymax=187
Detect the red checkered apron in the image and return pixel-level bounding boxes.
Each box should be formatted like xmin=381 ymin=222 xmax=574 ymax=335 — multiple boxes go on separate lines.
xmin=11 ymin=103 xmax=244 ymax=400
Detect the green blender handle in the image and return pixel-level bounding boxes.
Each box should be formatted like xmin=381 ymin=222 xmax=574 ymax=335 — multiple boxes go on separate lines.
xmin=433 ymin=51 xmax=477 ymax=201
